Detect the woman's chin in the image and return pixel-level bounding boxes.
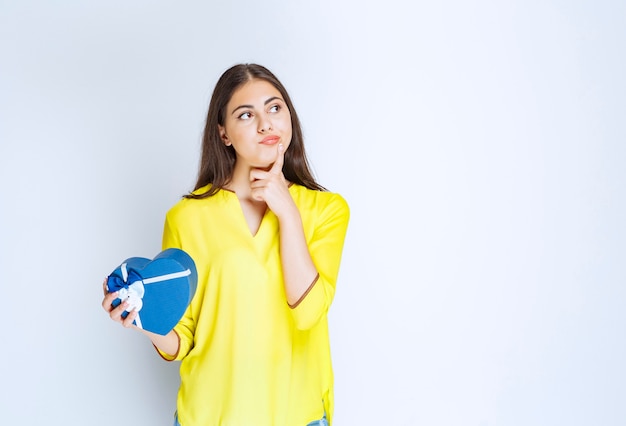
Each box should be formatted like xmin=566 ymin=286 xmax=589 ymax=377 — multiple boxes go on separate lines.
xmin=252 ymin=158 xmax=275 ymax=171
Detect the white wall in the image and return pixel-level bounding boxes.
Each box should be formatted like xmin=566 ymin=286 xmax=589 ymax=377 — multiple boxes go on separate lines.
xmin=1 ymin=1 xmax=624 ymax=425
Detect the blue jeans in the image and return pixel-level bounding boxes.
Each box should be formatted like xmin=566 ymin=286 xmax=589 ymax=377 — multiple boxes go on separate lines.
xmin=174 ymin=411 xmax=328 ymax=426
xmin=306 ymin=412 xmax=329 ymax=426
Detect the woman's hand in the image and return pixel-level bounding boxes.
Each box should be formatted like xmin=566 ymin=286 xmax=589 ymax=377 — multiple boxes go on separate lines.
xmin=249 ymin=143 xmax=319 ymax=306
xmin=249 ymin=144 xmax=297 ymax=219
xmin=102 ymin=278 xmax=180 ymax=355
xmin=101 ymin=278 xmax=138 ymax=329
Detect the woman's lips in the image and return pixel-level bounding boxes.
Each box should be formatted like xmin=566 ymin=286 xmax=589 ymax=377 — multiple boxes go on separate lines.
xmin=260 ymin=135 xmax=280 ymax=145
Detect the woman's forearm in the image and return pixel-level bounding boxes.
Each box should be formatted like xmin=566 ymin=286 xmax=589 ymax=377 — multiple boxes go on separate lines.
xmin=278 ymin=207 xmax=318 ymax=306
xmin=137 ymin=327 xmax=180 ymax=357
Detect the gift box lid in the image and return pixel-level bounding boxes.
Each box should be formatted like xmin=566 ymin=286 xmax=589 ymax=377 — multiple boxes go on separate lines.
xmin=107 ymin=248 xmax=198 ymax=335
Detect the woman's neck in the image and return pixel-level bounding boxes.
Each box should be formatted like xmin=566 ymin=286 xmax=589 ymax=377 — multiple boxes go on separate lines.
xmin=225 ymin=163 xmax=254 ymax=199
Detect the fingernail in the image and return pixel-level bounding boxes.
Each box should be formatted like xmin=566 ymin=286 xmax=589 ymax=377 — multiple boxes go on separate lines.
xmin=279 ymin=143 xmax=284 ymax=151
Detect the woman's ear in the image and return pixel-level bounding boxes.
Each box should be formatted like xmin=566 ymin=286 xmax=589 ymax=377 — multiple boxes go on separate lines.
xmin=218 ymin=125 xmax=231 ymax=146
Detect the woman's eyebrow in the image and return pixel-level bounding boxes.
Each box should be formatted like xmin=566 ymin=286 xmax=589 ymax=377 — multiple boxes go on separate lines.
xmin=264 ymin=96 xmax=283 ymax=105
xmin=231 ymin=104 xmax=253 ymax=115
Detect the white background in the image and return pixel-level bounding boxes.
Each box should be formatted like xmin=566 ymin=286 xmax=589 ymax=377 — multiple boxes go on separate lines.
xmin=1 ymin=1 xmax=624 ymax=425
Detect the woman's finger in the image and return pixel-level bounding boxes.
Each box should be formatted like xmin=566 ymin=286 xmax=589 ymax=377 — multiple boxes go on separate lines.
xmin=249 ymin=169 xmax=269 ymax=182
xmin=269 ymin=143 xmax=284 ymax=175
xmin=101 ymin=291 xmax=120 ymax=312
xmin=108 ymin=300 xmax=129 ymax=322
xmin=122 ymin=310 xmax=138 ymax=328
xmin=102 ymin=278 xmax=109 ymax=296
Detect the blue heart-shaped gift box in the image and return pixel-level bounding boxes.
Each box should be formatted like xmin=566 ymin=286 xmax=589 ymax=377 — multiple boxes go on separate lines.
xmin=106 ymin=248 xmax=198 ymax=335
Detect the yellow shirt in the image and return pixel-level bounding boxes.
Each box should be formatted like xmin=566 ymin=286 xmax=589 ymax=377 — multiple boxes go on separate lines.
xmin=158 ymin=184 xmax=349 ymax=426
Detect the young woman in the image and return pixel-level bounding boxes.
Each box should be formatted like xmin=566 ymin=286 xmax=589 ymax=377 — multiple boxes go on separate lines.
xmin=102 ymin=63 xmax=350 ymax=426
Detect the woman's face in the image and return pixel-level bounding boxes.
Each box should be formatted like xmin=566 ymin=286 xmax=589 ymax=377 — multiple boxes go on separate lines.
xmin=219 ymin=79 xmax=292 ymax=170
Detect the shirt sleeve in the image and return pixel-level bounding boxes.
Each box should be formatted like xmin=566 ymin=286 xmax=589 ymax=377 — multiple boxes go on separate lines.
xmin=158 ymin=210 xmax=196 ymax=361
xmin=289 ymin=193 xmax=350 ymax=330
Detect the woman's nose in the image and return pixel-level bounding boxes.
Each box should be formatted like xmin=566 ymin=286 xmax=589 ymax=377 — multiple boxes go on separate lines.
xmin=258 ymin=115 xmax=272 ymax=133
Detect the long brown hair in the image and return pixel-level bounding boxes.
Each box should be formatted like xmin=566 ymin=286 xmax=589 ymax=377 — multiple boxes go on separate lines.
xmin=185 ymin=63 xmax=325 ymax=199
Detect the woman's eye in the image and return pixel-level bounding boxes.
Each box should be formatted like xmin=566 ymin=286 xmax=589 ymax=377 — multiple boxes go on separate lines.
xmin=269 ymin=105 xmax=280 ymax=113
xmin=238 ymin=112 xmax=252 ymax=120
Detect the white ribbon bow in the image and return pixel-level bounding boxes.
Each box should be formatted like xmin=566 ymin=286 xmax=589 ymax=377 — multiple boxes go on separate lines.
xmin=118 ymin=263 xmax=146 ymax=328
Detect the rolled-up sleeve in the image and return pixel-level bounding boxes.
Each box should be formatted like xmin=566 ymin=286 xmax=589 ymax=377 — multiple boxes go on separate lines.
xmin=289 ymin=193 xmax=350 ymax=330
xmin=157 ymin=212 xmax=196 ymax=361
